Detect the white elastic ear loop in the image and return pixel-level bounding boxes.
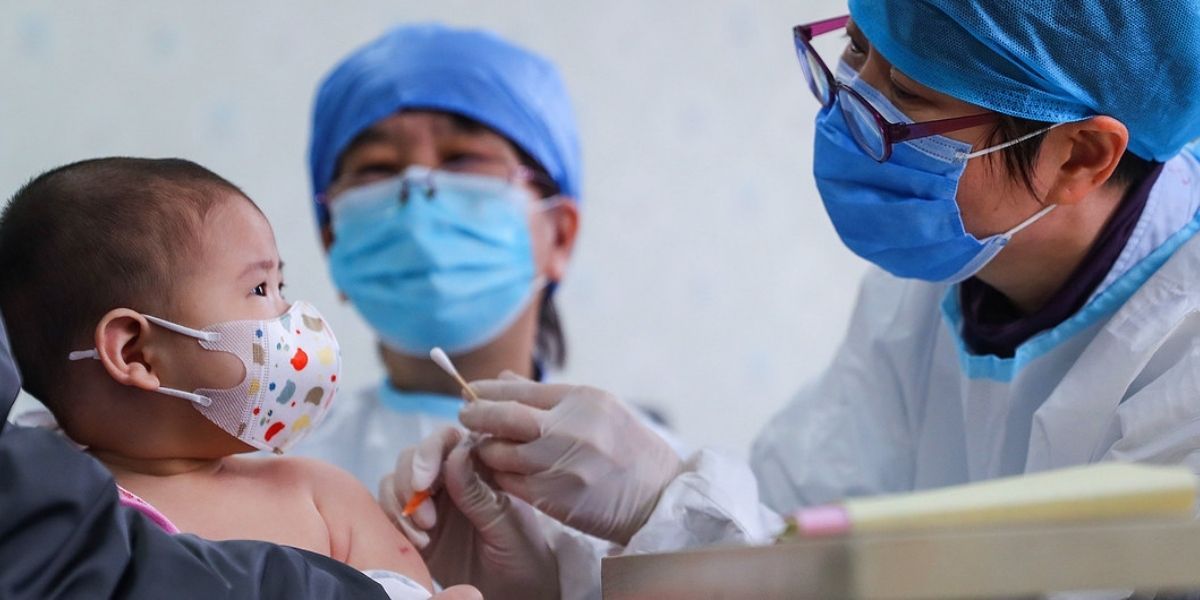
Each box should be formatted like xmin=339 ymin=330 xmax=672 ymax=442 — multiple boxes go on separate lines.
xmin=66 ymin=315 xmax=218 ymax=359
xmin=66 ymin=314 xmax=219 ymax=407
xmin=66 ymin=349 xmax=214 ymax=407
xmin=141 ymin=315 xmax=221 ymax=342
xmin=154 ymin=386 xmax=213 ymax=407
xmin=140 ymin=315 xmax=219 ymax=407
xmin=955 ymin=122 xmax=1066 ymax=161
xmin=1002 ymin=204 xmax=1057 ymax=241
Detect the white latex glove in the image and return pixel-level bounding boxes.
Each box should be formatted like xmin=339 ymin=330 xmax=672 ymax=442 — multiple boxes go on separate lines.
xmin=460 ymin=378 xmax=683 ymax=545
xmin=380 ymin=428 xmax=560 ymax=600
xmin=380 ymin=427 xmax=461 ymax=549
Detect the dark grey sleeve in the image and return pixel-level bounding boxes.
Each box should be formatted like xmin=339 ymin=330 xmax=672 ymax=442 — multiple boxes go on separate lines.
xmin=0 ymin=308 xmax=19 ymax=434
xmin=0 ymin=425 xmax=391 ymax=600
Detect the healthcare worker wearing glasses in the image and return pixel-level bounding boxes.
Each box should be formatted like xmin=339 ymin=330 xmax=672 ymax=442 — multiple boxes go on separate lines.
xmin=294 ymin=24 xmax=583 ymax=490
xmin=380 ymin=1 xmax=1200 ymax=598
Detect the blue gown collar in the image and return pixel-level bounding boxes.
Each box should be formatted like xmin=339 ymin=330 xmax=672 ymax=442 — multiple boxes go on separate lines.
xmin=377 ymin=383 xmax=464 ymax=420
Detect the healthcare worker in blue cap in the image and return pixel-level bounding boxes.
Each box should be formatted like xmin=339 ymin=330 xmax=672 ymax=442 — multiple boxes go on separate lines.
xmin=297 ymin=23 xmax=583 ymax=489
xmin=382 ymin=1 xmax=1200 ymax=597
xmin=298 ymin=23 xmax=633 ymax=598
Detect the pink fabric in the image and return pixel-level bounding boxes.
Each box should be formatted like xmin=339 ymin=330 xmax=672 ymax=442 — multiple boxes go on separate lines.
xmin=117 ymin=485 xmax=181 ymax=534
xmin=792 ymin=504 xmax=851 ymax=537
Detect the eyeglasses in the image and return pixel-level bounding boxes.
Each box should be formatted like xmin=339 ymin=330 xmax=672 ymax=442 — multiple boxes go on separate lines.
xmin=792 ymin=15 xmax=999 ymax=162
xmin=439 ymin=156 xmax=560 ymax=198
xmin=432 ymin=156 xmax=560 ymax=200
xmin=396 ymin=160 xmax=559 ymax=203
xmin=321 ymin=155 xmax=560 ymax=211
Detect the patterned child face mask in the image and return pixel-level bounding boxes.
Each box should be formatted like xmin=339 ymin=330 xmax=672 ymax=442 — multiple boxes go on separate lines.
xmin=70 ymin=301 xmax=341 ymax=454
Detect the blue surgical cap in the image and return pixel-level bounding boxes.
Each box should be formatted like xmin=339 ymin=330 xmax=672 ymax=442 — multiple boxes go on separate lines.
xmin=850 ymin=0 xmax=1200 ymax=161
xmin=308 ymin=23 xmax=582 ymax=224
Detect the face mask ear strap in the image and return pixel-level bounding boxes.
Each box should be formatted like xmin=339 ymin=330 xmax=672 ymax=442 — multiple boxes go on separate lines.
xmin=1003 ymin=204 xmax=1058 ymax=240
xmin=955 ymin=122 xmax=1066 ymax=161
xmin=65 ymin=347 xmax=214 ymax=407
xmin=156 ymin=386 xmax=214 ymax=407
xmin=67 ymin=314 xmax=218 ymax=358
xmin=143 ymin=315 xmax=221 ymax=342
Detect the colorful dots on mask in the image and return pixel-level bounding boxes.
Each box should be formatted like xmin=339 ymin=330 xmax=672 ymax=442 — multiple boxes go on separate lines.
xmin=291 ymin=348 xmax=308 ymax=371
xmin=263 ymin=421 xmax=286 ymax=442
xmin=275 ymin=380 xmax=296 ymax=404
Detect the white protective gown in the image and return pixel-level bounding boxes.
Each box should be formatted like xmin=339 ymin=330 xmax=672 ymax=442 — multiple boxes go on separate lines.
xmin=590 ymin=149 xmax=1200 ymax=600
xmin=293 ymin=384 xmax=461 ymax=489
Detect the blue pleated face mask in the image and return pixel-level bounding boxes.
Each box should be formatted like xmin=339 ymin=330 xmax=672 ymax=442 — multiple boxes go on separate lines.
xmin=328 ymin=167 xmax=553 ymax=356
xmin=814 ymin=63 xmax=1057 ymax=284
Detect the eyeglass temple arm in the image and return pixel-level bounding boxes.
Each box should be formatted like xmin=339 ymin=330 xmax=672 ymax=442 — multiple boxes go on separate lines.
xmin=887 ymin=112 xmax=1001 ymax=144
xmin=796 ymin=15 xmax=850 ymax=41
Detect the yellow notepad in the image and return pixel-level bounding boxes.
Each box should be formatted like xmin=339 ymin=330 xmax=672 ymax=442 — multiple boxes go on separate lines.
xmin=783 ymin=462 xmax=1197 ymax=539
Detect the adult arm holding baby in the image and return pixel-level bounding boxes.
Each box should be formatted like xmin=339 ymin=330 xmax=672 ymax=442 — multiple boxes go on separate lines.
xmin=0 ymin=307 xmax=483 ymax=599
xmin=0 ymin=159 xmax=480 ymax=599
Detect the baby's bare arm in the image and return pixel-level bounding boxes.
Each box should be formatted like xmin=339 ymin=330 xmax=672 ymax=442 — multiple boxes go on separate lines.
xmin=297 ymin=457 xmax=434 ymax=591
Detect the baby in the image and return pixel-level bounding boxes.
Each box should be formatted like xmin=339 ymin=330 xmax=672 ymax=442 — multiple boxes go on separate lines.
xmin=0 ymin=158 xmax=434 ymax=598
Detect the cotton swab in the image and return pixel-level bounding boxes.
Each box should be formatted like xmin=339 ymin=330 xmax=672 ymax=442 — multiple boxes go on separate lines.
xmin=430 ymin=347 xmax=479 ymax=402
xmin=400 ymin=347 xmax=478 ymax=517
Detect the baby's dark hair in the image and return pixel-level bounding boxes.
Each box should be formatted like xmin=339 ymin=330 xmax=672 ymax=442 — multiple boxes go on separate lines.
xmin=0 ymin=157 xmax=249 ymax=406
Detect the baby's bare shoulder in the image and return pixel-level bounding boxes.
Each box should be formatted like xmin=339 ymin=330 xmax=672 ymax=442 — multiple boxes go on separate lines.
xmin=229 ymin=456 xmax=361 ymax=494
xmin=258 ymin=455 xmax=352 ymax=479
xmin=263 ymin=457 xmax=428 ymax=581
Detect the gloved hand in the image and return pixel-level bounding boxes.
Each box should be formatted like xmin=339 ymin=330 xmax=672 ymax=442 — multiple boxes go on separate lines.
xmin=460 ymin=378 xmax=683 ymax=545
xmin=380 ymin=427 xmax=560 ymax=600
xmin=380 ymin=427 xmax=459 ymax=549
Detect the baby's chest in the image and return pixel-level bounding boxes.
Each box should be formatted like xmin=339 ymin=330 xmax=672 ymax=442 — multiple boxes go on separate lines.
xmin=155 ymin=484 xmax=333 ymax=556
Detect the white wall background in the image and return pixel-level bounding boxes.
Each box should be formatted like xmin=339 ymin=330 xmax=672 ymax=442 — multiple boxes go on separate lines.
xmin=1 ymin=0 xmax=865 ymax=458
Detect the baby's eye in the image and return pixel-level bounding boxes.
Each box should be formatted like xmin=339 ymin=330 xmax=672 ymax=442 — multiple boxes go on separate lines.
xmin=253 ymin=282 xmax=267 ymax=297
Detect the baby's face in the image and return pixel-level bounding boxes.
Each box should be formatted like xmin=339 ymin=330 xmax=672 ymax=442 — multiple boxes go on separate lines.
xmin=181 ymin=195 xmax=288 ymax=326
xmin=154 ymin=194 xmax=288 ymax=447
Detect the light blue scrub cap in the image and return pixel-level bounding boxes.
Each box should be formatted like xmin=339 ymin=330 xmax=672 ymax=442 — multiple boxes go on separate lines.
xmin=308 ymin=23 xmax=582 ymax=224
xmin=849 ymin=0 xmax=1200 ymax=161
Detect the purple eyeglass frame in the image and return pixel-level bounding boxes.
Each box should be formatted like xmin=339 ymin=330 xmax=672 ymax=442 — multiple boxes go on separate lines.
xmin=793 ymin=15 xmax=999 ymax=162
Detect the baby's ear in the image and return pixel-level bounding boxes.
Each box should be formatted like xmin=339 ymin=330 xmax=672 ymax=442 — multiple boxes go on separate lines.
xmin=93 ymin=308 xmax=160 ymax=392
